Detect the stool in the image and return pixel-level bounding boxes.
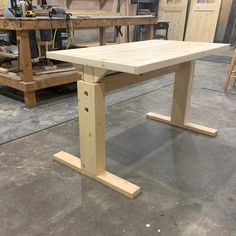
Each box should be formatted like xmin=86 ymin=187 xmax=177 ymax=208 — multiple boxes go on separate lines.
xmin=37 ymin=41 xmax=53 ymax=58
xmin=224 ymin=49 xmax=236 ymax=92
xmin=153 ymin=22 xmax=169 ymax=40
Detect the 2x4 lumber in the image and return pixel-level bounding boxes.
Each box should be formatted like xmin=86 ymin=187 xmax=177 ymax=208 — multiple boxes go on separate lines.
xmin=171 ymin=61 xmax=195 ymax=125
xmin=146 ymin=113 xmax=218 ymax=137
xmin=67 ymin=9 xmax=119 ymax=16
xmin=78 ymin=80 xmax=106 ymax=175
xmin=103 ymin=64 xmax=179 ymax=92
xmin=34 ymin=71 xmax=80 ymax=90
xmin=34 ymin=67 xmax=76 ymax=76
xmin=53 ymin=151 xmax=140 ymax=198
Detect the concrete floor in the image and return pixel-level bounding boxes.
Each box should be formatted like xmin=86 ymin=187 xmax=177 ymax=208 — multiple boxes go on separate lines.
xmin=0 ymin=56 xmax=236 ymax=235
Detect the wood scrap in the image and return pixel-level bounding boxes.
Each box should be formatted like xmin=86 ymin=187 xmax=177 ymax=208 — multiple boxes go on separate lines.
xmin=0 ymin=67 xmax=9 ymax=74
xmin=33 ymin=67 xmax=76 ymax=76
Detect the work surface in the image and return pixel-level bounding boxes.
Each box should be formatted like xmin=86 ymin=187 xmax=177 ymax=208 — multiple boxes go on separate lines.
xmin=0 ymin=15 xmax=156 ymax=30
xmin=47 ymin=40 xmax=229 ymax=74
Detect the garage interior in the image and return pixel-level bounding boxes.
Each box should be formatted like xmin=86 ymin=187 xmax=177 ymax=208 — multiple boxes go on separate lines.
xmin=0 ymin=0 xmax=236 ymax=235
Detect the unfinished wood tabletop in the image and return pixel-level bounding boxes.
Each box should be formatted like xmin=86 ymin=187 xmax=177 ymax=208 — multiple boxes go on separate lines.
xmin=47 ymin=40 xmax=229 ymax=74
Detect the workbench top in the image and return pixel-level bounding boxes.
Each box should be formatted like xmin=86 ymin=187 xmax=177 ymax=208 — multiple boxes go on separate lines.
xmin=0 ymin=15 xmax=157 ymax=30
xmin=47 ymin=40 xmax=230 ymax=74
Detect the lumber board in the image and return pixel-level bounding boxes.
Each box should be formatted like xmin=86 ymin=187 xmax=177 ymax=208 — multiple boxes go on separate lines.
xmin=146 ymin=112 xmax=218 ymax=137
xmin=103 ymin=64 xmax=179 ymax=92
xmin=0 ymin=67 xmax=9 ymax=73
xmin=47 ymin=40 xmax=229 ymax=76
xmin=0 ymin=51 xmax=18 ymax=58
xmin=34 ymin=70 xmax=80 ymax=90
xmin=78 ymin=81 xmax=106 ymax=175
xmin=54 ymin=151 xmax=140 ymax=198
xmin=68 ymin=9 xmax=119 ymax=16
xmin=34 ymin=67 xmax=76 ymax=75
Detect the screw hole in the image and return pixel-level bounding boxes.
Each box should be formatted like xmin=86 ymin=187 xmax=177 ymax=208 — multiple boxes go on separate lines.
xmin=84 ymin=91 xmax=88 ymax=96
xmin=84 ymin=107 xmax=89 ymax=112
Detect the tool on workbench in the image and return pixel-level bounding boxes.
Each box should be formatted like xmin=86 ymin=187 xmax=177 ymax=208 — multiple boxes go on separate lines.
xmin=49 ymin=8 xmax=74 ymax=50
xmin=26 ymin=9 xmax=36 ymax=17
xmin=8 ymin=0 xmax=22 ymax=17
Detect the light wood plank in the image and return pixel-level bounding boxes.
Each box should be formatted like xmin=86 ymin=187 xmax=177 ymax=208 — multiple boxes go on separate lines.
xmin=47 ymin=40 xmax=229 ymax=76
xmin=78 ymin=80 xmax=106 ymax=175
xmin=171 ymin=61 xmax=195 ymax=125
xmin=146 ymin=112 xmax=218 ymax=136
xmin=54 ymin=151 xmax=140 ymax=198
xmin=103 ymin=64 xmax=179 ymax=92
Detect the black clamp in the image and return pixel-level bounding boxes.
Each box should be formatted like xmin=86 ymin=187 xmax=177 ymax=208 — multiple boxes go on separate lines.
xmin=115 ymin=26 xmax=123 ymax=38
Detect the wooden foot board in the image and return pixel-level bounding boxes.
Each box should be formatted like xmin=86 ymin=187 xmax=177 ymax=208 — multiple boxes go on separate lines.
xmin=54 ymin=151 xmax=140 ymax=198
xmin=146 ymin=112 xmax=218 ymax=137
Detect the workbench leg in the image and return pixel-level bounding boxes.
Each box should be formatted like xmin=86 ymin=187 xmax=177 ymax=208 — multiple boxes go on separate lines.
xmin=146 ymin=24 xmax=154 ymax=40
xmin=99 ymin=27 xmax=106 ymax=46
xmin=53 ymin=79 xmax=140 ymax=198
xmin=17 ymin=30 xmax=36 ymax=108
xmin=147 ymin=61 xmax=218 ymax=137
xmin=126 ymin=26 xmax=130 ymax=43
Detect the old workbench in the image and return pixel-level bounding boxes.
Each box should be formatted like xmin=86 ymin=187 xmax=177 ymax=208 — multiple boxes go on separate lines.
xmin=0 ymin=15 xmax=156 ymax=108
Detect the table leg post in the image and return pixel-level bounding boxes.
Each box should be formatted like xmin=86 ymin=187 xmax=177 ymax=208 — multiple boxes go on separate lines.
xmin=171 ymin=61 xmax=195 ymax=125
xmin=146 ymin=24 xmax=154 ymax=40
xmin=147 ymin=61 xmax=218 ymax=136
xmin=17 ymin=30 xmax=36 ymax=108
xmin=78 ymin=80 xmax=106 ymax=175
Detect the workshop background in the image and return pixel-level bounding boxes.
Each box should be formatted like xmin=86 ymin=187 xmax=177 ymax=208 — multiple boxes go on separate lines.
xmin=0 ymin=0 xmax=236 ymax=236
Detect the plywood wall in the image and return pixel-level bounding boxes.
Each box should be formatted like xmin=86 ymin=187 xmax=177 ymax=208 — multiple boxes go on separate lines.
xmin=158 ymin=0 xmax=188 ymax=40
xmin=185 ymin=0 xmax=223 ymax=42
xmin=47 ymin=0 xmax=117 ymax=13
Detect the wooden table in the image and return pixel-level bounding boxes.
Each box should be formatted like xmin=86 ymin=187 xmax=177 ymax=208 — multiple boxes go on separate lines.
xmin=47 ymin=40 xmax=229 ymax=198
xmin=0 ymin=15 xmax=156 ymax=108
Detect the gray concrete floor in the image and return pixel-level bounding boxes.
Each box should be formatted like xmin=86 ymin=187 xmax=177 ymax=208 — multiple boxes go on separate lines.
xmin=0 ymin=55 xmax=236 ymax=235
